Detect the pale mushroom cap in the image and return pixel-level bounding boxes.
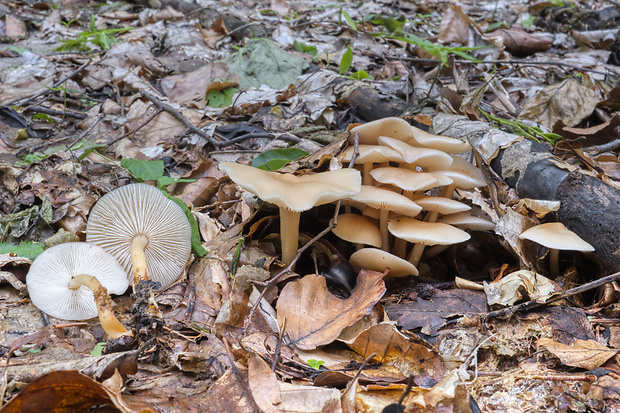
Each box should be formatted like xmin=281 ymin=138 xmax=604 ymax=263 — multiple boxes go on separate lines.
xmin=434 ymin=156 xmax=486 ymax=189
xmin=220 ymin=162 xmax=361 ymax=212
xmin=349 ymin=117 xmax=413 ymax=145
xmin=350 ymin=248 xmax=419 ymax=277
xmin=411 ymin=196 xmax=471 ymax=214
xmin=437 ymin=212 xmax=496 ymax=231
xmin=388 ymin=217 xmax=471 ymax=246
xmin=519 ymin=222 xmax=595 ymax=251
xmin=339 ymin=145 xmax=404 ymax=164
xmin=26 ymin=243 xmax=129 ymax=320
xmin=86 ymin=183 xmax=192 ymax=289
xmin=349 ymin=185 xmax=422 ymax=217
xmin=371 ymin=167 xmax=453 ymax=192
xmin=378 ymin=136 xmax=453 ymax=170
xmin=408 ymin=126 xmax=472 ymax=154
xmin=332 ymin=214 xmax=382 ymax=247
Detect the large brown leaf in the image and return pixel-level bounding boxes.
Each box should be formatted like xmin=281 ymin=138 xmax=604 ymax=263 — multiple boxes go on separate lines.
xmin=276 ymin=269 xmax=386 ymax=350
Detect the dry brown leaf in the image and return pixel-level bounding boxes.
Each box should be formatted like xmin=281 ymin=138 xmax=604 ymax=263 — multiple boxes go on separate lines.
xmin=493 ymin=28 xmax=553 ymax=56
xmin=203 ymin=368 xmax=256 ymax=412
xmin=537 ymin=338 xmax=618 ymax=370
xmin=484 ymin=270 xmax=558 ymax=307
xmin=248 ymin=354 xmax=281 ymax=413
xmin=519 ymin=75 xmax=602 ymax=129
xmin=276 ymin=269 xmax=387 ymax=350
xmin=5 ymin=14 xmax=27 ymax=39
xmin=277 ymin=381 xmax=342 ymax=412
xmin=437 ymin=5 xmax=477 ymax=44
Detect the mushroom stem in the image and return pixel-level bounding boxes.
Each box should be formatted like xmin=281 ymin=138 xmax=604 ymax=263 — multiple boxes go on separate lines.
xmin=379 ymin=209 xmax=390 ymax=251
xmin=131 ymin=235 xmax=149 ymax=286
xmin=549 ymin=248 xmax=560 ymax=278
xmin=408 ymin=243 xmax=425 ymax=267
xmin=362 ymin=164 xmax=374 ymax=186
xmin=68 ymin=273 xmax=132 ymax=339
xmin=280 ymin=207 xmax=302 ymax=266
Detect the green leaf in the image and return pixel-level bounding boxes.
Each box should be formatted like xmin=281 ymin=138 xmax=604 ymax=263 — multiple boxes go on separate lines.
xmin=521 ymin=16 xmax=536 ymax=29
xmin=0 ymin=242 xmax=44 ymax=259
xmin=364 ymin=14 xmax=405 ymax=34
xmin=307 ymin=359 xmax=325 ymax=370
xmin=226 ymin=38 xmax=310 ymax=90
xmin=91 ymin=342 xmax=105 ymax=357
xmin=207 ymin=87 xmax=238 ymax=108
xmin=348 ymin=70 xmax=372 ymax=80
xmin=293 ymin=40 xmax=318 ymax=61
xmin=32 ymin=113 xmax=54 ymax=123
xmin=339 ymin=45 xmax=353 ymax=75
xmin=251 ymin=148 xmax=309 ymax=170
xmin=166 ymin=195 xmax=208 ymax=257
xmin=70 ymin=138 xmax=106 ymax=160
xmin=121 ymin=159 xmax=165 ymax=181
xmin=342 ymin=10 xmax=357 ymax=31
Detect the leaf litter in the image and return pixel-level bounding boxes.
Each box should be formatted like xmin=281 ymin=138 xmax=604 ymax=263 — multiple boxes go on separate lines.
xmin=1 ymin=0 xmax=620 ymax=412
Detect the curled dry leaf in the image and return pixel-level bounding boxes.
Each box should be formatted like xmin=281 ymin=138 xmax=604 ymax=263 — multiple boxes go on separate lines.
xmin=537 ymin=338 xmax=618 ymax=370
xmin=248 ymin=354 xmax=281 ymax=413
xmin=276 ymin=269 xmax=387 ymax=350
xmin=484 ymin=270 xmax=558 ymax=307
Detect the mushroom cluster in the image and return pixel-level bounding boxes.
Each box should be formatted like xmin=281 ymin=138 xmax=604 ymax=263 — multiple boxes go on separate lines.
xmin=334 ymin=117 xmax=492 ymax=276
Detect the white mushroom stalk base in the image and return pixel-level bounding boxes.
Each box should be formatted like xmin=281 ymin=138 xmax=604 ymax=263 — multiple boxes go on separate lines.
xmin=280 ymin=208 xmax=301 ymax=266
xmin=130 ymin=234 xmax=149 ymax=287
xmin=68 ymin=273 xmax=132 ymax=339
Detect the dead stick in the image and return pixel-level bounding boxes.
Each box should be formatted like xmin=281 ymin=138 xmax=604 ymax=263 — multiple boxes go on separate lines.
xmin=485 ymin=271 xmax=620 ymax=320
xmin=140 ymin=91 xmax=219 ymax=147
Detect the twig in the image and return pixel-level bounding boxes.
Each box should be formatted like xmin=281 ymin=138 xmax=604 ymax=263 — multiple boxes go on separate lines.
xmin=140 ymin=91 xmax=219 ymax=147
xmin=217 ymin=132 xmax=301 ymax=148
xmin=107 ymin=108 xmax=163 ymax=145
xmin=271 ymin=318 xmax=286 ymax=372
xmin=243 ymin=132 xmax=360 ymax=331
xmin=25 ymin=105 xmax=86 ymax=119
xmin=485 ymin=271 xmax=620 ymax=320
xmin=584 ymin=139 xmax=620 ymax=155
xmin=1 ymin=59 xmax=92 ymax=108
xmin=66 ymin=114 xmax=104 ymax=149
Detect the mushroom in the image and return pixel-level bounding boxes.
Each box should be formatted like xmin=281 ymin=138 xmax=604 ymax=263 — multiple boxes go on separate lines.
xmin=26 ymin=243 xmax=131 ymax=339
xmin=219 ymin=162 xmax=361 ymax=266
xmin=349 ymin=248 xmax=419 ymax=277
xmin=409 ymin=126 xmax=472 ymax=154
xmin=388 ymin=217 xmax=471 ymax=266
xmin=370 ymin=167 xmax=453 ymax=196
xmin=86 ymin=183 xmax=192 ymax=289
xmin=378 ymin=136 xmax=453 ymax=171
xmin=339 ymin=145 xmax=403 ymax=185
xmin=349 ymin=117 xmax=414 ymax=145
xmin=519 ymin=222 xmax=595 ymax=278
xmin=332 ymin=213 xmax=382 ymax=249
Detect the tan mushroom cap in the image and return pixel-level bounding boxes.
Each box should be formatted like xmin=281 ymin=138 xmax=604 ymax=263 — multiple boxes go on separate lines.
xmin=86 ymin=183 xmax=192 ymax=289
xmin=26 ymin=243 xmax=129 ymax=321
xmin=388 ymin=217 xmax=471 ymax=246
xmin=409 ymin=126 xmax=472 ymax=154
xmin=378 ymin=136 xmax=453 ymax=170
xmin=349 ymin=186 xmax=422 ymax=217
xmin=350 ymin=248 xmax=419 ymax=277
xmin=332 ymin=214 xmax=382 ymax=248
xmin=434 ymin=156 xmax=486 ymax=189
xmin=437 ymin=212 xmax=496 ymax=231
xmin=349 ymin=117 xmax=413 ymax=145
xmin=371 ymin=167 xmax=453 ymax=192
xmin=220 ymin=162 xmax=362 ymax=212
xmin=340 ymin=145 xmax=404 ymax=165
xmin=518 ymin=222 xmax=594 ymax=251
xmin=411 ymin=196 xmax=471 ymax=215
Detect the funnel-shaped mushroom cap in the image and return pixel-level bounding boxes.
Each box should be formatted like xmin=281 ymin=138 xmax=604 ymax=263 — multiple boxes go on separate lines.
xmin=219 ymin=162 xmax=362 ymax=212
xmin=409 ymin=126 xmax=472 ymax=154
xmin=350 ymin=117 xmax=413 ymax=144
xmin=371 ymin=168 xmax=453 ymax=192
xmin=378 ymin=136 xmax=453 ymax=170
xmin=388 ymin=217 xmax=471 ymax=246
xmin=87 ymin=183 xmax=192 ymax=289
xmin=350 ymin=248 xmax=419 ymax=277
xmin=332 ymin=214 xmax=381 ymax=247
xmin=26 ymin=243 xmax=129 ymax=320
xmin=519 ymin=222 xmax=595 ymax=251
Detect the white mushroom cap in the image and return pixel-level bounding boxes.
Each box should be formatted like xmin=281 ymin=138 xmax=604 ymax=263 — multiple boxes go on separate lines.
xmin=437 ymin=212 xmax=496 ymax=231
xmin=519 ymin=222 xmax=594 ymax=251
xmin=370 ymin=167 xmax=453 ymax=192
xmin=411 ymin=196 xmax=471 ymax=215
xmin=409 ymin=126 xmax=472 ymax=154
xmin=434 ymin=156 xmax=486 ymax=189
xmin=349 ymin=117 xmax=413 ymax=144
xmin=378 ymin=136 xmax=453 ymax=170
xmin=348 ymin=186 xmax=422 ymax=217
xmin=388 ymin=217 xmax=471 ymax=246
xmin=332 ymin=214 xmax=382 ymax=248
xmin=86 ymin=183 xmax=192 ymax=289
xmin=26 ymin=243 xmax=129 ymax=320
xmin=339 ymin=145 xmax=404 ymax=165
xmin=349 ymin=248 xmax=419 ymax=277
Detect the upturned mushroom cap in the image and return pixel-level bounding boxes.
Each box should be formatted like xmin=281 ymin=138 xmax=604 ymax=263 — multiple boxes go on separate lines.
xmin=332 ymin=214 xmax=382 ymax=248
xmin=434 ymin=155 xmax=486 ymax=189
xmin=349 ymin=117 xmax=413 ymax=144
xmin=349 ymin=248 xmax=419 ymax=277
xmin=378 ymin=136 xmax=453 ymax=170
xmin=519 ymin=222 xmax=594 ymax=251
xmin=388 ymin=217 xmax=471 ymax=246
xmin=26 ymin=243 xmax=129 ymax=320
xmin=411 ymin=196 xmax=471 ymax=215
xmin=86 ymin=183 xmax=192 ymax=289
xmin=370 ymin=168 xmax=453 ymax=192
xmin=437 ymin=212 xmax=496 ymax=231
xmin=409 ymin=126 xmax=472 ymax=154
xmin=348 ymin=186 xmax=422 ymax=217
xmin=339 ymin=145 xmax=404 ymax=165
xmin=219 ymin=162 xmax=362 ymax=212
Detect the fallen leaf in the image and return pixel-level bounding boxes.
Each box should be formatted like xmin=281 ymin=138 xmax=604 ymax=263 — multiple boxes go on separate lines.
xmin=248 ymin=354 xmax=281 ymax=413
xmin=276 ymin=269 xmax=387 ymax=350
xmin=484 ymin=270 xmax=558 ymax=307
xmin=537 ymin=338 xmax=618 ymax=370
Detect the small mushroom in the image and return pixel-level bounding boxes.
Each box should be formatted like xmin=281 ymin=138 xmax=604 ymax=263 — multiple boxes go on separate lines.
xmin=332 ymin=213 xmax=382 ymax=249
xmin=349 ymin=117 xmax=413 ymax=144
xmin=349 ymin=248 xmax=419 ymax=277
xmin=219 ymin=162 xmax=361 ymax=266
xmin=519 ymin=222 xmax=594 ymax=278
xmin=87 ymin=183 xmax=192 ymax=289
xmin=339 ymin=145 xmax=403 ymax=185
xmin=409 ymin=126 xmax=472 ymax=154
xmin=378 ymin=136 xmax=453 ymax=171
xmin=26 ymin=243 xmax=131 ymax=339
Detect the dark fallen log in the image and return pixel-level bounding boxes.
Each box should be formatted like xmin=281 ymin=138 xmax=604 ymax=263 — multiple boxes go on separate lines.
xmin=490 ymin=138 xmax=620 ymax=273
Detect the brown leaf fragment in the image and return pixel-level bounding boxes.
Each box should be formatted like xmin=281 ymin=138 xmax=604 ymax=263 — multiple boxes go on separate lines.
xmin=493 ymin=28 xmax=553 ymax=56
xmin=203 ymin=368 xmax=256 ymax=412
xmin=248 ymin=354 xmax=281 ymax=413
xmin=437 ymin=5 xmax=479 ymax=44
xmin=277 ymin=381 xmax=342 ymax=412
xmin=277 ymin=269 xmax=387 ymax=350
xmin=5 ymin=15 xmax=27 ymax=39
xmin=537 ymin=338 xmax=618 ymax=370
